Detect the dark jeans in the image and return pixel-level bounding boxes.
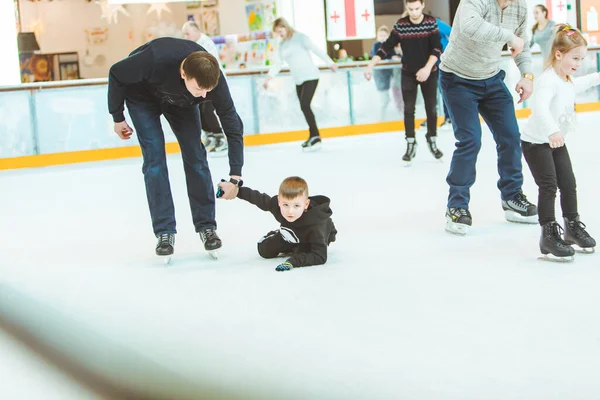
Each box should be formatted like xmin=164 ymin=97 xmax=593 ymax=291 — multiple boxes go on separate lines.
xmin=199 ymin=101 xmax=222 ymax=134
xmin=402 ymin=69 xmax=438 ymax=139
xmin=522 ymin=141 xmax=578 ymax=226
xmin=438 ymin=72 xmax=449 ymax=119
xmin=440 ymin=69 xmax=523 ymax=209
xmin=126 ymin=94 xmax=216 ymax=236
xmin=296 ymin=79 xmax=320 ymax=138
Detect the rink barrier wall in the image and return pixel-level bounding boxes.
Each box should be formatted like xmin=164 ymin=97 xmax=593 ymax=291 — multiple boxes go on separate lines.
xmin=0 ymin=102 xmax=599 ymax=171
xmin=0 ymin=103 xmax=599 ymax=170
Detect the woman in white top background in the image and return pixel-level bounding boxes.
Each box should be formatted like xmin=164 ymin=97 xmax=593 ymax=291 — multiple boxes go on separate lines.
xmin=264 ymin=18 xmax=338 ymax=152
xmin=521 ymin=24 xmax=599 ymax=261
xmin=530 ymin=5 xmax=556 ymax=64
xmin=182 ymin=21 xmax=227 ymax=155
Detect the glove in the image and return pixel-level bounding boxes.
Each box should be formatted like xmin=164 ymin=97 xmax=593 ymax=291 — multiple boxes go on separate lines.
xmin=275 ymin=261 xmax=293 ymax=272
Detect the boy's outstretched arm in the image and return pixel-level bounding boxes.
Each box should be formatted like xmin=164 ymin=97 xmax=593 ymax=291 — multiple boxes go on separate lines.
xmin=275 ymin=242 xmax=328 ymax=271
xmin=236 ymin=187 xmax=275 ymax=212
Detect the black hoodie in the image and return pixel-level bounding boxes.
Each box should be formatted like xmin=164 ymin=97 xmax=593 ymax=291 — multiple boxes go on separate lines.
xmin=237 ymin=187 xmax=337 ymax=267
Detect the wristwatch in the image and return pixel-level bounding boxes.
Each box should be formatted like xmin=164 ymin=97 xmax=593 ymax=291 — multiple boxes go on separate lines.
xmin=229 ymin=178 xmax=244 ymax=187
xmin=522 ymin=73 xmax=534 ymax=82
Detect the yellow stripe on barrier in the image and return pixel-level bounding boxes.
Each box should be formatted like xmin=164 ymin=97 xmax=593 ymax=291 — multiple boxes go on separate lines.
xmin=1 ymin=101 xmax=599 ymax=171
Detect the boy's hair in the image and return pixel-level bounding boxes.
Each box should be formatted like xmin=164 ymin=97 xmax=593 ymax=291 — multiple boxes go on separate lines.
xmin=279 ymin=176 xmax=309 ymax=200
xmin=182 ymin=51 xmax=220 ymax=89
xmin=545 ymin=24 xmax=588 ymax=71
xmin=378 ymin=25 xmax=389 ymax=33
xmin=272 ymin=17 xmax=296 ymax=40
xmin=401 ymin=0 xmax=424 ymax=17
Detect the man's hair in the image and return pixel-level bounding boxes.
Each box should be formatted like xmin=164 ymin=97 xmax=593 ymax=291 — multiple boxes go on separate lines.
xmin=279 ymin=176 xmax=309 ymax=200
xmin=182 ymin=51 xmax=220 ymax=89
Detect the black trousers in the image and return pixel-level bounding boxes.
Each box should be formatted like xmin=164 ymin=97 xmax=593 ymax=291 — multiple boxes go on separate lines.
xmin=296 ymin=79 xmax=320 ymax=138
xmin=257 ymin=230 xmax=298 ymax=259
xmin=199 ymin=101 xmax=222 ymax=134
xmin=521 ymin=141 xmax=578 ymax=226
xmin=402 ymin=69 xmax=438 ymax=139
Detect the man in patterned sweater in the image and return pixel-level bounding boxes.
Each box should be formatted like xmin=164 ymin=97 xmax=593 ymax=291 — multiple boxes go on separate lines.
xmin=440 ymin=0 xmax=538 ymax=236
xmin=365 ymin=0 xmax=443 ymax=163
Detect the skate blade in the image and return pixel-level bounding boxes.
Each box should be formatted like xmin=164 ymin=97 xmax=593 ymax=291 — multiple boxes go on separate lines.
xmin=302 ymin=143 xmax=322 ymax=153
xmin=445 ymin=219 xmax=469 ymax=236
xmin=573 ymin=246 xmax=595 ymax=254
xmin=538 ymin=254 xmax=574 ymax=263
xmin=207 ymin=250 xmax=219 ymax=260
xmin=158 ymin=255 xmax=172 ymax=266
xmin=208 ymin=150 xmax=228 ymax=158
xmin=504 ymin=210 xmax=537 ymax=224
xmin=403 ymin=160 xmax=413 ymax=167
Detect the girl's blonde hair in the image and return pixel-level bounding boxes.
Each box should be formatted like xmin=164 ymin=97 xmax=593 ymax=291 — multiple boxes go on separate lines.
xmin=272 ymin=17 xmax=295 ymax=40
xmin=545 ymin=24 xmax=588 ymax=71
xmin=378 ymin=25 xmax=389 ymax=33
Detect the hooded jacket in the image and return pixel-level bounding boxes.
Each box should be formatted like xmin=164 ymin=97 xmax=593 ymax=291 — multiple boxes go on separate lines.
xmin=237 ymin=187 xmax=337 ymax=267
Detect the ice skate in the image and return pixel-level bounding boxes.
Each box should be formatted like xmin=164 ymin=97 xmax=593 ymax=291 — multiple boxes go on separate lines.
xmin=539 ymin=221 xmax=575 ymax=262
xmin=402 ymin=138 xmax=417 ymax=166
xmin=563 ymin=217 xmax=596 ymax=254
xmin=445 ymin=207 xmax=472 ymax=236
xmin=502 ymin=193 xmax=538 ymax=224
xmin=203 ymin=132 xmax=216 ymax=152
xmin=208 ymin=133 xmax=228 ymax=158
xmin=301 ymin=136 xmax=322 ymax=152
xmin=426 ymin=136 xmax=443 ymax=161
xmin=199 ymin=228 xmax=222 ymax=259
xmin=156 ymin=233 xmax=175 ymax=266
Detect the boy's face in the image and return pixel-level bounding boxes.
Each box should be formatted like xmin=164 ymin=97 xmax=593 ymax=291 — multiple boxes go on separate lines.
xmin=278 ymin=194 xmax=310 ymax=222
xmin=406 ymin=1 xmax=424 ymax=21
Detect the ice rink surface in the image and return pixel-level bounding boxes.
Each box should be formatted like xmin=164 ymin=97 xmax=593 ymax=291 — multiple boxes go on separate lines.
xmin=1 ymin=113 xmax=600 ymax=399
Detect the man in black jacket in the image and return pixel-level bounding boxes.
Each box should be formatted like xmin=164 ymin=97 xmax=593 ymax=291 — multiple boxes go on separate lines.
xmin=108 ymin=37 xmax=244 ymax=259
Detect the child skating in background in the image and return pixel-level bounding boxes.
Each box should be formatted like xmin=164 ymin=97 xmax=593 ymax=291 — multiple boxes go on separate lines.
xmin=218 ymin=176 xmax=337 ymax=271
xmin=521 ymin=24 xmax=599 ymax=261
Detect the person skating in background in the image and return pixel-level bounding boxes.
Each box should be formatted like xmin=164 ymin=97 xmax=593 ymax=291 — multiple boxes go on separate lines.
xmin=264 ymin=18 xmax=338 ymax=152
xmin=521 ymin=25 xmax=598 ymax=261
xmin=365 ymin=0 xmax=443 ymax=164
xmin=371 ymin=25 xmax=395 ymax=121
xmin=530 ymin=5 xmax=556 ymax=64
xmin=182 ymin=21 xmax=228 ymax=156
xmin=217 ymin=176 xmax=337 ymax=272
xmin=420 ymin=16 xmax=452 ymax=129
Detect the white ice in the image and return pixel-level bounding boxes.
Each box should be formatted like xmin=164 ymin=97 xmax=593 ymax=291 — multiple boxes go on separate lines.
xmin=1 ymin=113 xmax=600 ymax=399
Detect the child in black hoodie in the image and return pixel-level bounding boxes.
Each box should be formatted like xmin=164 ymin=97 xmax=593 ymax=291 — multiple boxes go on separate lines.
xmin=220 ymin=176 xmax=336 ymax=271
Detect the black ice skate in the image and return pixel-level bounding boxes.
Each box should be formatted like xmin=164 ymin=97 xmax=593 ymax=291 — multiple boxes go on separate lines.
xmin=563 ymin=217 xmax=596 ymax=254
xmin=199 ymin=228 xmax=222 ymax=259
xmin=539 ymin=221 xmax=575 ymax=262
xmin=445 ymin=207 xmax=472 ymax=236
xmin=501 ymin=193 xmax=538 ymax=224
xmin=402 ymin=138 xmax=417 ymax=166
xmin=208 ymin=133 xmax=228 ymax=158
xmin=301 ymin=136 xmax=322 ymax=152
xmin=156 ymin=233 xmax=175 ymax=265
xmin=426 ymin=136 xmax=443 ymax=160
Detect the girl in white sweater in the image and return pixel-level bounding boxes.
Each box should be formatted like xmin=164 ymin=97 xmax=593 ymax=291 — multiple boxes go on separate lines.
xmin=522 ymin=24 xmax=600 ymax=261
xmin=264 ymin=18 xmax=337 ymax=152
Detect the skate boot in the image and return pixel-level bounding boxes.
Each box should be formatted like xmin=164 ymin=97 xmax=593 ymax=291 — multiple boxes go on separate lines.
xmin=156 ymin=233 xmax=175 ymax=265
xmin=426 ymin=136 xmax=443 ymax=160
xmin=563 ymin=217 xmax=596 ymax=254
xmin=539 ymin=221 xmax=575 ymax=262
xmin=209 ymin=133 xmax=228 ymax=158
xmin=199 ymin=228 xmax=222 ymax=259
xmin=301 ymin=136 xmax=322 ymax=152
xmin=203 ymin=132 xmax=216 ymax=152
xmin=502 ymin=193 xmax=538 ymax=224
xmin=402 ymin=138 xmax=417 ymax=166
xmin=445 ymin=207 xmax=472 ymax=236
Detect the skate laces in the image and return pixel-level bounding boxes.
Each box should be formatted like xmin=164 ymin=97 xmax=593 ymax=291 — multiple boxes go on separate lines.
xmin=570 ymin=221 xmax=590 ymax=238
xmin=514 ymin=193 xmax=533 ymax=207
xmin=453 ymin=208 xmax=469 ymax=217
xmin=202 ymin=229 xmax=218 ymax=241
xmin=158 ymin=234 xmax=173 ymax=246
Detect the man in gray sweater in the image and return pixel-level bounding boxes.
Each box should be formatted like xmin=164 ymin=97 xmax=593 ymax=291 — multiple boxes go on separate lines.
xmin=441 ymin=0 xmax=538 ymax=235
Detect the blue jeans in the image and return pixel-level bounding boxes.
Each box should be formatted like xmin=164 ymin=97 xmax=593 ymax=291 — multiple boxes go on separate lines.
xmin=126 ymin=94 xmax=216 ymax=236
xmin=440 ymin=70 xmax=523 ymax=209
